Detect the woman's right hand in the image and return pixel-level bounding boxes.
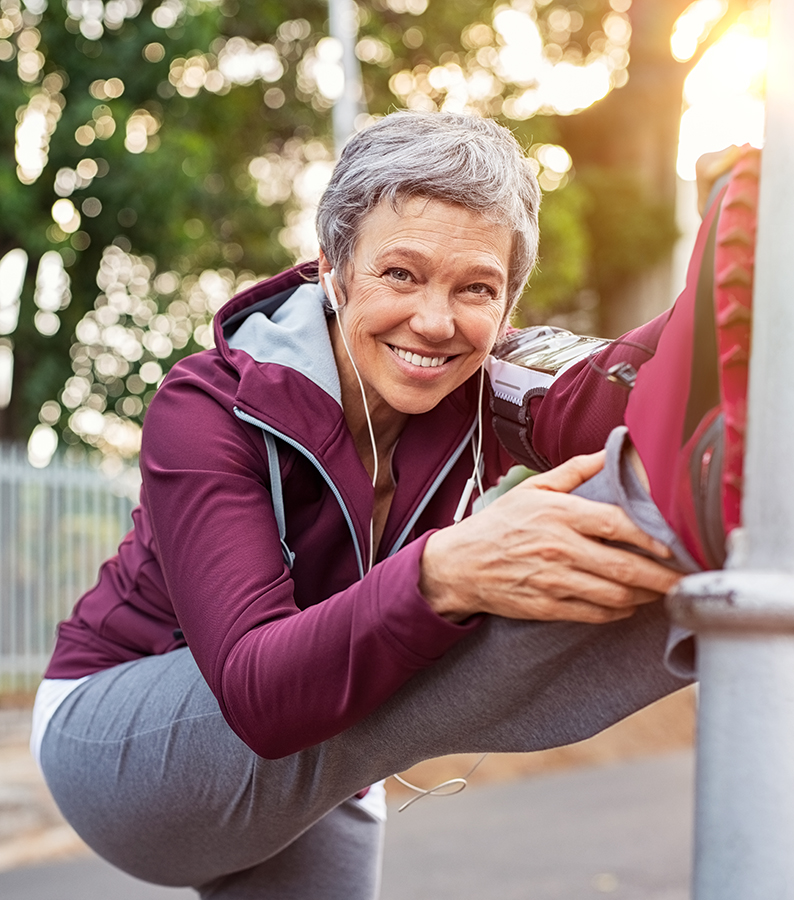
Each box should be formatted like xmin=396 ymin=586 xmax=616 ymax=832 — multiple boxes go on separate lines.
xmin=420 ymin=451 xmax=681 ymax=625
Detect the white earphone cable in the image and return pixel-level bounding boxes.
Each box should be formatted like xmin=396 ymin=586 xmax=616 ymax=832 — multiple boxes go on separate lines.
xmin=324 ymin=271 xmax=378 ymax=573
xmin=453 ymin=364 xmax=486 ymax=524
xmin=392 ymin=753 xmax=489 ymax=813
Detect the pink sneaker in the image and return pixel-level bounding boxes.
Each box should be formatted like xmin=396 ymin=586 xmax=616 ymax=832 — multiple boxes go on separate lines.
xmin=625 ymin=148 xmax=760 ymax=569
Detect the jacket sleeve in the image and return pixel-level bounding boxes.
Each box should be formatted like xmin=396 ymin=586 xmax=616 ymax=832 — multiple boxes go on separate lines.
xmin=528 ymin=311 xmax=672 ymax=466
xmin=140 ymin=359 xmax=479 ymax=759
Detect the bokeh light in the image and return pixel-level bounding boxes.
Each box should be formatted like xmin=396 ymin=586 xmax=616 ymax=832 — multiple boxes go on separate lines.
xmin=389 ymin=1 xmax=632 ymax=118
xmin=52 ymin=198 xmax=81 ymax=233
xmin=533 ymin=143 xmax=573 ymax=191
xmin=248 ymin=138 xmax=334 ymax=258
xmin=0 ymin=249 xmax=28 ymax=335
xmin=34 ymin=251 xmax=71 ymax=313
xmin=671 ymin=0 xmax=729 ymax=62
xmin=152 ymin=0 xmax=183 ymax=30
xmin=17 ymin=25 xmax=44 ymax=82
xmin=27 ymin=423 xmax=58 ymax=468
xmin=34 ymin=251 xmax=71 ymax=335
xmin=125 ymin=109 xmax=160 ymax=153
xmin=89 ymin=77 xmax=125 ymax=99
xmin=383 ymin=0 xmax=428 ymax=13
xmin=0 ymin=340 xmax=13 ymax=410
xmin=675 ymin=3 xmax=768 ymax=179
xmin=15 ymin=88 xmax=63 ymax=184
xmin=165 ymin=36 xmax=286 ymax=100
xmin=60 ymin=243 xmax=262 ymax=462
xmin=300 ymin=37 xmax=345 ymax=105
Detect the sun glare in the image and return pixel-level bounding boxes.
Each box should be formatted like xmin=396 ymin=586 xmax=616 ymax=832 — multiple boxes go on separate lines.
xmin=671 ymin=0 xmax=729 ymax=62
xmin=675 ymin=3 xmax=768 ymax=180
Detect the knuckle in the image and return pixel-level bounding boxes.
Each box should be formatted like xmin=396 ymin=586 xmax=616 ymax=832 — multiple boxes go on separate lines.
xmin=609 ymin=557 xmax=636 ymax=586
xmin=535 ymin=542 xmax=568 ymax=565
xmin=613 ymin=585 xmax=636 ymax=608
xmin=596 ymin=514 xmax=620 ymax=543
xmin=593 ymin=586 xmax=630 ymax=609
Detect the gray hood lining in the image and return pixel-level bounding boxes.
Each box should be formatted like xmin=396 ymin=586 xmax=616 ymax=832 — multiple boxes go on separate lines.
xmin=226 ymin=282 xmax=342 ymax=405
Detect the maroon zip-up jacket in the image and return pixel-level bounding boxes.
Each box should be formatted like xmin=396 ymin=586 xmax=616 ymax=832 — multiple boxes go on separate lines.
xmin=45 ymin=262 xmax=667 ymax=759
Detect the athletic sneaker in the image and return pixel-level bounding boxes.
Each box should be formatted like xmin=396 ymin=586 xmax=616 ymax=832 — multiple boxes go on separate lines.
xmin=624 ymin=147 xmax=760 ymax=569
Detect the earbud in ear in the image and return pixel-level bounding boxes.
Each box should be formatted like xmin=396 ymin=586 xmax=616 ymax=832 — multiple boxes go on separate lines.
xmin=323 ymin=270 xmax=345 ymax=312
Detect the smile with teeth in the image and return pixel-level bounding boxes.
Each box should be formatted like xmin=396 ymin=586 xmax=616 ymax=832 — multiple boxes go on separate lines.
xmin=391 ymin=345 xmax=451 ymax=368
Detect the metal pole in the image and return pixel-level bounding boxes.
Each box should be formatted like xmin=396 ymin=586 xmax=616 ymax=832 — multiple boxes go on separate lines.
xmin=327 ymin=0 xmax=365 ymax=154
xmin=668 ymin=1 xmax=794 ymax=897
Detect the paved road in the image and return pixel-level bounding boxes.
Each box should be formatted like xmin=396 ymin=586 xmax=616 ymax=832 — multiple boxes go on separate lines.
xmin=0 ymin=752 xmax=693 ymax=900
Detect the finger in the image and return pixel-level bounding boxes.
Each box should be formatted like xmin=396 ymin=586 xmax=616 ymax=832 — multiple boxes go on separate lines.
xmin=525 ymin=560 xmax=668 ymax=610
xmin=522 ymin=451 xmax=607 ymax=495
xmin=564 ymin=532 xmax=682 ymax=595
xmin=562 ymin=496 xmax=674 ymax=560
xmin=525 ymin=595 xmax=638 ymax=625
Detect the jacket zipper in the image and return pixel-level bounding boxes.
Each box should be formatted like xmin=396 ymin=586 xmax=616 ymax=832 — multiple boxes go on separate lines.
xmin=233 ymin=406 xmax=366 ymax=579
xmin=234 ymin=406 xmax=478 ymax=575
xmin=386 ymin=420 xmax=477 ymax=558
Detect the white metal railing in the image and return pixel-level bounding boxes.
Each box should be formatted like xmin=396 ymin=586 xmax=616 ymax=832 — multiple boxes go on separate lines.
xmin=0 ymin=443 xmax=137 ymax=692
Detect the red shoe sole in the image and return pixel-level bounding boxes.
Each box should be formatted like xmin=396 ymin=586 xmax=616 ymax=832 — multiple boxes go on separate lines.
xmin=714 ymin=149 xmax=760 ymax=535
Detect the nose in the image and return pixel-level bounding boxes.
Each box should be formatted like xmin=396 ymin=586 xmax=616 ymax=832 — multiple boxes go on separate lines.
xmin=408 ymin=288 xmax=455 ymax=343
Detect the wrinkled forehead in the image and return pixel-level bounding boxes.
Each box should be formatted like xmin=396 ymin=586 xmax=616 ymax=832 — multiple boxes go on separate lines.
xmin=378 ymin=191 xmax=508 ymax=230
xmin=354 ymin=196 xmax=511 ymax=267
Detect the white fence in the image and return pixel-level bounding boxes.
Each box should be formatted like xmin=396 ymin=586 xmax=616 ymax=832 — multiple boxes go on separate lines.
xmin=0 ymin=443 xmax=137 ymax=692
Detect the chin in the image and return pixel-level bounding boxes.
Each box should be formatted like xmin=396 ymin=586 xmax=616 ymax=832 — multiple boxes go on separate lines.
xmin=387 ymin=388 xmax=449 ymax=417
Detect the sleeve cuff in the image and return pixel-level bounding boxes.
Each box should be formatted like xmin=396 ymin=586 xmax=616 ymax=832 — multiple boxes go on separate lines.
xmin=372 ymin=531 xmax=482 ymax=665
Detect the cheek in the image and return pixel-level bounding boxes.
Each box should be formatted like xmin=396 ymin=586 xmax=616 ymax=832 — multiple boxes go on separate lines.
xmin=346 ymin=307 xmax=388 ymax=349
xmin=465 ymin=306 xmax=504 ymax=353
xmin=343 ymin=286 xmax=396 ymax=337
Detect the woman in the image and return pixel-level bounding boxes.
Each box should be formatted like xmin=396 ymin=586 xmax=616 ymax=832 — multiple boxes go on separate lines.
xmin=33 ymin=111 xmax=686 ymax=898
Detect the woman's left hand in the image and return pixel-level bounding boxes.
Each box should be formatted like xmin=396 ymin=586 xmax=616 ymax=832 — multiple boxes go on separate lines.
xmin=420 ymin=450 xmax=681 ymax=624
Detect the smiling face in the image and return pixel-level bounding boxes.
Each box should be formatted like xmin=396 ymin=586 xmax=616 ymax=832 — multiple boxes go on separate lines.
xmin=321 ymin=196 xmax=512 ymax=434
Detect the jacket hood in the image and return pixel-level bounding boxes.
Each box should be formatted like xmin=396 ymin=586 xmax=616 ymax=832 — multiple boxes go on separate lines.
xmin=212 ymin=261 xmax=348 ymax=455
xmin=215 ymin=261 xmax=323 ymax=385
xmin=226 ymin=280 xmax=341 ymax=405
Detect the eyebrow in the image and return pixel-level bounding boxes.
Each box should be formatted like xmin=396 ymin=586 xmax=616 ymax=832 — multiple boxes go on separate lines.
xmin=375 ymin=247 xmax=433 ymax=267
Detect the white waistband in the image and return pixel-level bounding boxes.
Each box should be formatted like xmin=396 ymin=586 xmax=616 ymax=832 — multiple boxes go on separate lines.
xmin=30 ymin=676 xmax=92 ymax=770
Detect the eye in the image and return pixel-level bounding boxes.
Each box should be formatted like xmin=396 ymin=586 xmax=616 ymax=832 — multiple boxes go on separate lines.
xmin=383 ymin=267 xmax=413 ymax=283
xmin=464 ymin=282 xmax=497 ymax=298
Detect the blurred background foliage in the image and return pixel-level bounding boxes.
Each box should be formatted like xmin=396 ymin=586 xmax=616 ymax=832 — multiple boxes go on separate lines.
xmin=0 ymin=0 xmax=753 ymax=469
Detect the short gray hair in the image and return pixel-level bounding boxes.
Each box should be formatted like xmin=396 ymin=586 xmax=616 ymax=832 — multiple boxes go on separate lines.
xmin=316 ymin=110 xmax=540 ymax=317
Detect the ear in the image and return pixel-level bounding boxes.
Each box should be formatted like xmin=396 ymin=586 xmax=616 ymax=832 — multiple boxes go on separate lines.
xmin=318 ymin=250 xmax=344 ymax=311
xmin=318 ymin=249 xmax=333 ymax=282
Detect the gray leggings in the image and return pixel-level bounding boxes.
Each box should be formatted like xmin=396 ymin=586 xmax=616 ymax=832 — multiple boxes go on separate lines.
xmin=40 ymin=428 xmax=694 ymax=898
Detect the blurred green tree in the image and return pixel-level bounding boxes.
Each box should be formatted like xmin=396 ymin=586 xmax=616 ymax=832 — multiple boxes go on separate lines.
xmin=0 ymin=0 xmax=333 ymax=461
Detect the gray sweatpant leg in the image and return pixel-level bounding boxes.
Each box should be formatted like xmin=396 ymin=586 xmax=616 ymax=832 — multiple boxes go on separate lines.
xmin=198 ymin=797 xmax=384 ymax=900
xmin=40 ymin=426 xmax=694 ymax=896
